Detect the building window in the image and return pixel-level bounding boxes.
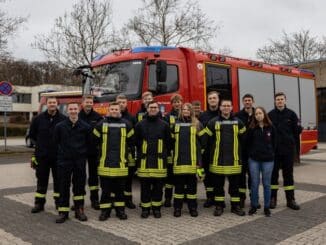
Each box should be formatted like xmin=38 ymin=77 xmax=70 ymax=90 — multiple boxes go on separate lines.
xmin=148 ymin=64 xmax=179 ymax=94
xmin=12 ymin=93 xmax=32 ymax=104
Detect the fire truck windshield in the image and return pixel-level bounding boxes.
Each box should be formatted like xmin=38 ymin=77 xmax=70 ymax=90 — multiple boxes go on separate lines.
xmin=84 ymin=60 xmax=143 ymax=98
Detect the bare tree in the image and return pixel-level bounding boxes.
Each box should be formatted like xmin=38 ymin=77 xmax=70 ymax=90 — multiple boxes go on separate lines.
xmin=126 ymin=0 xmax=219 ymax=50
xmin=33 ymin=0 xmax=114 ymax=68
xmin=0 ymin=0 xmax=27 ymax=57
xmin=257 ymin=30 xmax=326 ymax=64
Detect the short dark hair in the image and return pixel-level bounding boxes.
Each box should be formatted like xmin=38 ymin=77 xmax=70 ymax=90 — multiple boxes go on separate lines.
xmin=46 ymin=96 xmax=57 ymax=102
xmin=82 ymin=94 xmax=94 ymax=101
xmin=67 ymin=101 xmax=80 ymax=107
xmin=116 ymin=94 xmax=127 ymax=100
xmin=147 ymin=100 xmax=159 ymax=107
xmin=109 ymin=101 xmax=120 ymax=107
xmin=207 ymin=91 xmax=220 ymax=98
xmin=220 ymin=98 xmax=232 ymax=105
xmin=191 ymin=100 xmax=201 ymax=106
xmin=170 ymin=94 xmax=183 ymax=103
xmin=242 ymin=93 xmax=254 ymax=100
xmin=274 ymin=92 xmax=286 ymax=99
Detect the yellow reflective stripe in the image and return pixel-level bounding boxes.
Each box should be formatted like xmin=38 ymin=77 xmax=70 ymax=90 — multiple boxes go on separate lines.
xmin=174 ymin=125 xmax=180 ymax=164
xmin=137 ymin=168 xmax=167 ymax=178
xmin=53 ymin=192 xmax=60 ymax=198
xmin=114 ymin=202 xmax=125 ymax=207
xmin=239 ymin=188 xmax=246 ymax=193
xmin=124 ymin=191 xmax=132 ymax=196
xmin=174 ymin=193 xmax=184 ymax=199
xmin=169 ymin=116 xmax=175 ymax=125
xmin=213 ymin=123 xmax=220 ymax=166
xmin=206 ymin=187 xmax=214 ymax=192
xmin=127 ymin=128 xmax=134 ymax=138
xmin=141 ymin=202 xmax=151 ymax=208
xmin=73 ymin=195 xmax=84 ymax=201
xmin=186 ymin=194 xmax=197 ymax=199
xmin=239 ymin=126 xmax=246 ymax=134
xmin=197 ymin=128 xmax=206 ymax=136
xmin=35 ymin=192 xmax=46 ymax=198
xmin=209 ymin=165 xmax=242 ymax=174
xmin=89 ymin=186 xmax=99 ymax=191
xmin=138 ymin=114 xmax=143 ymax=122
xmin=215 ymin=196 xmax=225 ymax=201
xmin=100 ymin=203 xmax=112 ymax=209
xmin=173 ymin=165 xmax=197 ymax=174
xmin=233 ymin=124 xmax=239 ymax=164
xmin=99 ymin=124 xmax=108 ymax=169
xmin=141 ymin=140 xmax=147 ymax=170
xmin=58 ymin=207 xmax=70 ymax=212
xmin=271 ymin=185 xmax=279 ymax=190
xmin=120 ymin=127 xmax=127 ymax=169
xmin=284 ymin=185 xmax=295 ymax=191
xmin=98 ymin=168 xmax=128 ymax=177
xmin=165 ymin=184 xmax=173 ymax=188
xmin=151 ymin=201 xmax=162 ymax=207
xmin=158 ymin=139 xmax=163 ymax=169
xmin=231 ymin=197 xmax=240 ymax=202
xmin=93 ymin=128 xmax=100 ymax=138
xmin=205 ymin=127 xmax=213 ymax=136
xmin=190 ymin=126 xmax=197 ymax=166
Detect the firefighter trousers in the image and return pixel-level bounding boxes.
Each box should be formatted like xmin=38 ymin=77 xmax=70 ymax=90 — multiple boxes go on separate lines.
xmin=203 ymin=162 xmax=214 ymax=200
xmin=34 ymin=157 xmax=59 ymax=206
xmin=164 ymin=164 xmax=174 ymax=201
xmin=57 ymin=158 xmax=86 ymax=213
xmin=87 ymin=155 xmax=99 ymax=202
xmin=100 ymin=177 xmax=126 ymax=212
xmin=125 ymin=166 xmax=136 ymax=201
xmin=271 ymin=154 xmax=296 ymax=200
xmin=173 ymin=174 xmax=197 ymax=210
xmin=212 ymin=174 xmax=241 ymax=207
xmin=140 ymin=178 xmax=164 ymax=211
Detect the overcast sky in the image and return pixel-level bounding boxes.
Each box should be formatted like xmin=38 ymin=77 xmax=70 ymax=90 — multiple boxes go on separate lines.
xmin=2 ymin=0 xmax=326 ymax=62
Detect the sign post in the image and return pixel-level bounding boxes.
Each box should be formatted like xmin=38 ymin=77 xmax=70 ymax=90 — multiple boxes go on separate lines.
xmin=0 ymin=81 xmax=13 ymax=151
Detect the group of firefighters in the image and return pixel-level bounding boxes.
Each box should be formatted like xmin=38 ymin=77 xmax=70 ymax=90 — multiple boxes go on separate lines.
xmin=29 ymin=90 xmax=301 ymax=223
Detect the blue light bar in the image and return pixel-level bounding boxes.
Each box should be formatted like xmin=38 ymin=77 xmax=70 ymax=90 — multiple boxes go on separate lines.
xmin=131 ymin=46 xmax=176 ymax=53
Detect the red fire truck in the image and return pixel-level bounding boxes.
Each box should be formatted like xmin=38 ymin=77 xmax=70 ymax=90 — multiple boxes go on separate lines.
xmin=76 ymin=46 xmax=317 ymax=154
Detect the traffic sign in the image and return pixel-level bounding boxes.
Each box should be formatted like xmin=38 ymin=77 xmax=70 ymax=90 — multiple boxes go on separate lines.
xmin=0 ymin=96 xmax=13 ymax=112
xmin=0 ymin=81 xmax=13 ymax=95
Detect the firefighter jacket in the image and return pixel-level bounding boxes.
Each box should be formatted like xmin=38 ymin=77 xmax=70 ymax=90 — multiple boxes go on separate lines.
xmin=164 ymin=109 xmax=179 ymax=164
xmin=121 ymin=109 xmax=137 ymax=166
xmin=136 ymin=104 xmax=147 ymax=123
xmin=78 ymin=109 xmax=103 ymax=156
xmin=54 ymin=118 xmax=91 ymax=161
xmin=171 ymin=118 xmax=205 ymax=175
xmin=199 ymin=107 xmax=220 ymax=127
xmin=246 ymin=125 xmax=276 ymax=162
xmin=268 ymin=107 xmax=301 ymax=156
xmin=29 ymin=110 xmax=66 ymax=159
xmin=204 ymin=115 xmax=246 ymax=175
xmin=135 ymin=114 xmax=172 ymax=178
xmin=93 ymin=117 xmax=135 ymax=177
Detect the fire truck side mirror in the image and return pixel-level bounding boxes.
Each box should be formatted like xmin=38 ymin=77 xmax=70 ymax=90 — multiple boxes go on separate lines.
xmin=156 ymin=60 xmax=167 ymax=83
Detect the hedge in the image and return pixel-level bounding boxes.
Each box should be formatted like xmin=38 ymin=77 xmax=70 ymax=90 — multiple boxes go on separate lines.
xmin=0 ymin=126 xmax=28 ymax=137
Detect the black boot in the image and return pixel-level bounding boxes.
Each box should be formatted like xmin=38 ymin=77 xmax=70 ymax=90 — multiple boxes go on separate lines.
xmin=56 ymin=212 xmax=68 ymax=223
xmin=153 ymin=208 xmax=161 ymax=218
xmin=91 ymin=200 xmax=100 ymax=210
xmin=264 ymin=208 xmax=271 ymax=217
xmin=203 ymin=197 xmax=214 ymax=208
xmin=99 ymin=209 xmax=111 ymax=221
xmin=116 ymin=209 xmax=128 ymax=220
xmin=164 ymin=198 xmax=172 ymax=207
xmin=141 ymin=208 xmax=150 ymax=218
xmin=189 ymin=208 xmax=198 ymax=217
xmin=31 ymin=203 xmax=44 ymax=213
xmin=75 ymin=207 xmax=88 ymax=222
xmin=240 ymin=197 xmax=245 ymax=209
xmin=174 ymin=208 xmax=182 ymax=217
xmin=231 ymin=205 xmax=245 ymax=216
xmin=248 ymin=207 xmax=257 ymax=215
xmin=214 ymin=206 xmax=224 ymax=216
xmin=287 ymin=200 xmax=300 ymax=210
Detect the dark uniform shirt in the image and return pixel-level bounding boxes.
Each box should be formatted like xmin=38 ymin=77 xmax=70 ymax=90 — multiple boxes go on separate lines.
xmin=29 ymin=110 xmax=66 ymax=159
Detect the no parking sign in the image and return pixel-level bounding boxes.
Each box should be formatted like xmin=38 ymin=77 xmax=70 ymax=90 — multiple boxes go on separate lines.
xmin=0 ymin=81 xmax=13 ymax=96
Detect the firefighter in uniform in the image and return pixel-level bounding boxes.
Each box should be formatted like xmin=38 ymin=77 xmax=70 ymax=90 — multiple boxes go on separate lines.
xmin=116 ymin=94 xmax=137 ymax=209
xmin=199 ymin=91 xmax=220 ymax=208
xmin=268 ymin=92 xmax=301 ymax=210
xmin=79 ymin=95 xmax=103 ymax=210
xmin=171 ymin=103 xmax=205 ymax=217
xmin=235 ymin=93 xmax=255 ymax=208
xmin=163 ymin=93 xmax=183 ymax=207
xmin=135 ymin=101 xmax=172 ymax=218
xmin=93 ymin=102 xmax=135 ymax=221
xmin=204 ymin=99 xmax=246 ymax=216
xmin=29 ymin=96 xmax=65 ymax=213
xmin=54 ymin=102 xmax=91 ymax=223
xmin=135 ymin=91 xmax=153 ymax=123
